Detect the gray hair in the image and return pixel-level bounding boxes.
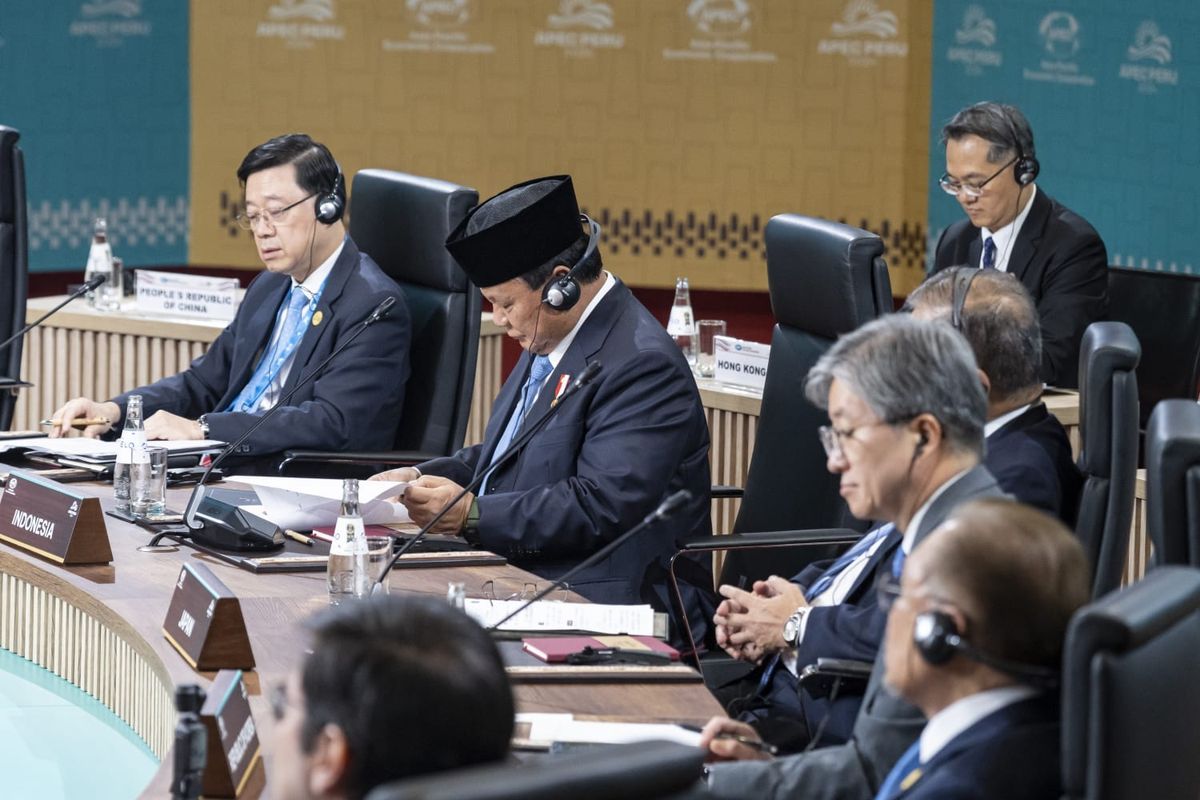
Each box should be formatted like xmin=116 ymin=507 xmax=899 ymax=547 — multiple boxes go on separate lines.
xmin=940 ymin=101 xmax=1036 ymax=164
xmin=804 ymin=315 xmax=987 ymax=457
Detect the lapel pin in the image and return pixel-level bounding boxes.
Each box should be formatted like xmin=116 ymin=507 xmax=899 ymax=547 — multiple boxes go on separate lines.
xmin=312 ymin=310 xmax=324 ymax=326
xmin=551 ymin=374 xmax=571 ymax=407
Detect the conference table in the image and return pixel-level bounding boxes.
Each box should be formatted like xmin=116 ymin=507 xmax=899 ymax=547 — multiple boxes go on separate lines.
xmin=0 ymin=478 xmax=722 ymax=798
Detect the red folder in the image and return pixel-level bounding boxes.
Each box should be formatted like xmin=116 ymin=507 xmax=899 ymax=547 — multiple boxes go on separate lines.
xmin=521 ymin=635 xmax=680 ymax=663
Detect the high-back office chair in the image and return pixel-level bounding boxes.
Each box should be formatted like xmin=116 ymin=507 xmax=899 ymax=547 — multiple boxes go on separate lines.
xmin=1061 ymin=566 xmax=1200 ymax=800
xmin=1145 ymin=399 xmax=1200 ymax=568
xmin=0 ymin=126 xmax=29 ymax=431
xmin=1073 ymin=321 xmax=1140 ymax=597
xmin=280 ymin=170 xmax=480 ymax=475
xmin=365 ymin=741 xmax=705 ymax=800
xmin=1107 ymin=266 xmax=1200 ymax=432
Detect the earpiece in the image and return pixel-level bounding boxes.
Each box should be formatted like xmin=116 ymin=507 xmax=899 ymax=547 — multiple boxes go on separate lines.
xmin=998 ymin=106 xmax=1039 ymax=186
xmin=912 ymin=609 xmax=1061 ymax=688
xmin=541 ymin=215 xmax=601 ymax=312
xmin=914 ymin=431 xmax=929 ymax=457
xmin=314 ymin=167 xmax=345 ymax=225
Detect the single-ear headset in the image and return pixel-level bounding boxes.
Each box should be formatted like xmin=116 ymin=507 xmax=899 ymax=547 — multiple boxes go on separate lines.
xmin=997 ymin=106 xmax=1039 ymax=187
xmin=950 ymin=267 xmax=981 ymax=331
xmin=542 ymin=214 xmax=601 ymax=312
xmin=912 ymin=609 xmax=1060 ymax=689
xmin=314 ymin=165 xmax=345 ymax=225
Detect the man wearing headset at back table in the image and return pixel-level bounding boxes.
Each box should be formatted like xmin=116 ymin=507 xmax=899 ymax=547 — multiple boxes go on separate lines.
xmin=50 ymin=134 xmax=411 ymax=472
xmin=931 ymin=101 xmax=1109 ymax=389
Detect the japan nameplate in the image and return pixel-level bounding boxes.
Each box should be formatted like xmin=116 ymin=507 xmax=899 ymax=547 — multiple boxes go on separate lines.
xmin=163 ymin=561 xmax=256 ymax=671
xmin=0 ymin=469 xmax=111 ymax=564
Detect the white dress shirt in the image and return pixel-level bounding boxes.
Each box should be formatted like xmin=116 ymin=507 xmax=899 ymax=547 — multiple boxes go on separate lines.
xmin=980 ymin=184 xmax=1037 ymax=273
xmin=919 ymin=685 xmax=1039 ymax=764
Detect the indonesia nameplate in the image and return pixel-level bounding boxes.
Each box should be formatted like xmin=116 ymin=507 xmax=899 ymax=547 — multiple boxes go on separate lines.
xmin=0 ymin=469 xmax=112 ymax=564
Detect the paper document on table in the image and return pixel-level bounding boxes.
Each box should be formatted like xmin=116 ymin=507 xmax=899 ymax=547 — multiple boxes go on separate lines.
xmin=233 ymin=476 xmax=411 ymax=531
xmin=463 ymin=598 xmax=656 ymax=636
xmin=514 ymin=713 xmax=702 ymax=748
xmin=9 ymin=438 xmax=225 ymax=460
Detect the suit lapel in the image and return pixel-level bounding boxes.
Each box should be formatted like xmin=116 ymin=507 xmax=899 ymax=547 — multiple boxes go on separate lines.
xmin=1004 ymin=189 xmax=1050 ymax=284
xmin=990 ymin=403 xmax=1049 ymax=442
xmin=911 ymin=464 xmax=1004 ymax=546
xmin=966 ymin=235 xmax=982 ymax=270
xmin=477 ymin=353 xmax=533 ymax=472
xmin=281 ymin=239 xmax=357 ymax=396
xmin=224 ymin=278 xmax=289 ymax=403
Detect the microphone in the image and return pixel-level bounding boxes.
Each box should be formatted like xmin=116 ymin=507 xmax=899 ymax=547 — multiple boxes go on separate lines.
xmin=181 ymin=296 xmax=396 ymax=552
xmin=0 ymin=274 xmax=107 ymax=358
xmin=372 ymin=359 xmax=604 ymax=590
xmin=486 ymin=489 xmax=693 ymax=631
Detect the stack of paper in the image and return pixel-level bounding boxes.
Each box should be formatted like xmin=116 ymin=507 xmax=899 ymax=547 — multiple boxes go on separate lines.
xmin=515 ymin=713 xmax=702 ymax=748
xmin=463 ymin=598 xmax=657 ymax=636
xmin=0 ymin=436 xmax=224 ymax=464
xmin=232 ymin=476 xmax=410 ymax=531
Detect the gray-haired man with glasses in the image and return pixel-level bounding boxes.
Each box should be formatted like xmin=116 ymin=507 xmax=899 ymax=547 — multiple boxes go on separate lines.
xmin=704 ymin=315 xmax=1007 ymax=798
xmin=50 ymin=133 xmax=410 ymax=471
xmin=931 ymin=101 xmax=1108 ymax=389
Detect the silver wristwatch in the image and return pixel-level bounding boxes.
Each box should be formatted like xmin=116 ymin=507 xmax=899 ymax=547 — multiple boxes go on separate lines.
xmin=782 ymin=607 xmax=810 ymax=648
xmin=197 ymin=414 xmax=210 ymax=439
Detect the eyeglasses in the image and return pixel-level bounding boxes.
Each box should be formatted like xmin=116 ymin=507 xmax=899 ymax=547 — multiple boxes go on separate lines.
xmin=479 ymin=578 xmax=570 ymax=603
xmin=235 ymin=192 xmax=316 ymax=231
xmin=818 ymin=420 xmax=901 ymax=460
xmin=938 ymin=156 xmax=1018 ymax=199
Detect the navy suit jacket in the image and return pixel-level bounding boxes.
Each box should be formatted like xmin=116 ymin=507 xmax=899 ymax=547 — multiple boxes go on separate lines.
xmin=419 ymin=280 xmax=714 ymax=640
xmin=932 ymin=189 xmax=1108 ymax=388
xmin=985 ymin=402 xmax=1082 ymax=527
xmin=112 ymin=238 xmax=411 ymax=470
xmin=894 ymin=695 xmax=1061 ymax=799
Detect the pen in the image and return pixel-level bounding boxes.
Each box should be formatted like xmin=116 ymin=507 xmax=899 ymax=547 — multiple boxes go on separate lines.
xmin=677 ymin=724 xmax=779 ymax=756
xmin=40 ymin=418 xmax=111 ymax=428
xmin=284 ymin=529 xmax=314 ymax=547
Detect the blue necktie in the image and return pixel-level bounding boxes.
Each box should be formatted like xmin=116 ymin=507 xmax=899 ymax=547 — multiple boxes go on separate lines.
xmin=982 ymin=236 xmax=997 ymax=270
xmin=874 ymin=740 xmax=922 ymax=799
xmin=226 ymin=285 xmax=309 ymax=413
xmin=480 ymin=355 xmax=553 ymax=493
xmin=804 ymin=523 xmax=897 ymax=600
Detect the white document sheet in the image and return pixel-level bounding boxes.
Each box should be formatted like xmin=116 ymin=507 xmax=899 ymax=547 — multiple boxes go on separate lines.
xmin=462 ymin=598 xmax=657 ymax=636
xmin=233 ymin=475 xmax=410 ymax=531
xmin=2 ymin=437 xmax=225 ymax=459
xmin=515 ymin=713 xmax=702 ymax=748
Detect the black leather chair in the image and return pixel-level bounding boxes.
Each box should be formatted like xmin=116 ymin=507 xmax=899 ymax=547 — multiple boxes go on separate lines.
xmin=1145 ymin=399 xmax=1200 ymax=568
xmin=0 ymin=126 xmax=29 ymax=431
xmin=1061 ymin=566 xmax=1200 ymax=800
xmin=1107 ymin=266 xmax=1200 ymax=431
xmin=280 ymin=170 xmax=480 ymax=475
xmin=1073 ymin=321 xmax=1140 ymax=597
xmin=365 ymin=741 xmax=705 ymax=800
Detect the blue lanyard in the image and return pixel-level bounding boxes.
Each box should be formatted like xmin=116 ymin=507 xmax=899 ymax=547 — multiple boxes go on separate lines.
xmin=233 ymin=280 xmax=326 ymax=412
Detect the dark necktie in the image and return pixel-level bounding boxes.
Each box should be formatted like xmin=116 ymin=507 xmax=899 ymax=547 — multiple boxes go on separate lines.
xmin=982 ymin=236 xmax=997 ymax=270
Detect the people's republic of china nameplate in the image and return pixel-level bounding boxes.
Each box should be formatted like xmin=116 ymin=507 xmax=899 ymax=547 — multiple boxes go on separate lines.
xmin=200 ymin=669 xmax=263 ymax=797
xmin=0 ymin=469 xmax=112 ymax=564
xmin=163 ymin=561 xmax=256 ymax=672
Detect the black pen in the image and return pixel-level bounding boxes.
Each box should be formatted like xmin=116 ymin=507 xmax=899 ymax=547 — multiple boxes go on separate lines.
xmin=677 ymin=723 xmax=779 ymax=756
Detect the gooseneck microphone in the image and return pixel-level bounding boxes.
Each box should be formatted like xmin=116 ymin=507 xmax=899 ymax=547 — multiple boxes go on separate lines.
xmin=0 ymin=274 xmax=107 ymax=357
xmin=487 ymin=488 xmax=693 ymax=631
xmin=372 ymin=360 xmax=603 ymax=590
xmin=180 ymin=295 xmax=397 ymax=551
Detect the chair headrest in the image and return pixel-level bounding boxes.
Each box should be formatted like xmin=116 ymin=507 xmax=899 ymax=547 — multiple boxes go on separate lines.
xmin=0 ymin=126 xmax=21 ymax=224
xmin=1146 ymin=400 xmax=1200 ymax=565
xmin=1077 ymin=322 xmax=1141 ymax=472
xmin=349 ymin=169 xmax=478 ymax=292
xmin=765 ymin=214 xmax=885 ymax=337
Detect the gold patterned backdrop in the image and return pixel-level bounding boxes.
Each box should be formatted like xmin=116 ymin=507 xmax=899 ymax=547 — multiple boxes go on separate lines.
xmin=190 ymin=0 xmax=932 ymax=294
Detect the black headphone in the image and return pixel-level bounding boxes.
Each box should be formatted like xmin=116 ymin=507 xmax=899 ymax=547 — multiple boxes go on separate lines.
xmin=541 ymin=214 xmax=601 ymax=312
xmin=314 ymin=166 xmax=346 ymax=224
xmin=950 ymin=267 xmax=981 ymax=331
xmin=997 ymin=106 xmax=1039 ymax=187
xmin=913 ymin=609 xmax=1060 ymax=689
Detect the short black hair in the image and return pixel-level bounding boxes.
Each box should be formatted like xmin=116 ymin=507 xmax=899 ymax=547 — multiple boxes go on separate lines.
xmin=940 ymin=102 xmax=1036 ymax=164
xmin=236 ymin=133 xmax=341 ymax=199
xmin=300 ymin=595 xmax=514 ymax=799
xmin=517 ymin=232 xmax=603 ymax=291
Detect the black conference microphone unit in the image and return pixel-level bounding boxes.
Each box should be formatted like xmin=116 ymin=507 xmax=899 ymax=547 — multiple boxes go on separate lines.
xmin=179 ymin=296 xmax=397 ymax=552
xmin=0 ymin=274 xmax=107 ymax=357
xmin=487 ymin=488 xmax=693 ymax=631
xmin=372 ymin=360 xmax=603 ymax=591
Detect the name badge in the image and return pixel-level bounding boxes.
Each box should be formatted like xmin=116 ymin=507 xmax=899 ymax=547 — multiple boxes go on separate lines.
xmin=0 ymin=469 xmax=111 ymax=564
xmin=162 ymin=561 xmax=256 ymax=672
xmin=200 ymin=670 xmax=263 ymax=797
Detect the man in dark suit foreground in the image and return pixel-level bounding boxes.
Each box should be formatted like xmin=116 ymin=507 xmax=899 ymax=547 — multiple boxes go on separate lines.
xmin=907 ymin=267 xmax=1082 ymax=526
xmin=931 ymin=101 xmax=1108 ymax=388
xmin=373 ymin=175 xmax=714 ymax=642
xmin=869 ymin=498 xmax=1088 ymax=799
xmin=50 ymin=134 xmax=411 ymax=470
xmin=269 ymin=596 xmax=513 ymax=800
xmin=710 ymin=316 xmax=1003 ymax=755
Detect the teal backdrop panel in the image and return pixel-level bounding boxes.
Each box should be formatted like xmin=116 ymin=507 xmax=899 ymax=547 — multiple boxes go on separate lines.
xmin=930 ymin=1 xmax=1199 ymax=273
xmin=0 ymin=1 xmax=188 ymax=272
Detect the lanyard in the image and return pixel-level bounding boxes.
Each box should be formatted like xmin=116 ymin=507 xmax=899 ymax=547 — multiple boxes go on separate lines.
xmin=231 ymin=280 xmax=326 ymax=413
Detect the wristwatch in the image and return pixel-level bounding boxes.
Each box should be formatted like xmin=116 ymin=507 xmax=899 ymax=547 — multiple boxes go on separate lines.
xmin=462 ymin=497 xmax=481 ymax=545
xmin=197 ymin=414 xmax=210 ymax=439
xmin=782 ymin=607 xmax=810 ymax=648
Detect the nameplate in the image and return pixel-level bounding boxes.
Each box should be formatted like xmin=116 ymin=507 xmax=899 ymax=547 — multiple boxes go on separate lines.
xmin=162 ymin=561 xmax=256 ymax=672
xmin=713 ymin=335 xmax=770 ymax=392
xmin=0 ymin=469 xmax=112 ymax=564
xmin=136 ymin=270 xmax=239 ymax=321
xmin=199 ymin=670 xmax=262 ymax=797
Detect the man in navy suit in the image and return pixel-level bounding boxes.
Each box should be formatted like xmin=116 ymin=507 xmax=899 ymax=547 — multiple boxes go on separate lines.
xmin=373 ymin=175 xmax=714 ymax=641
xmin=50 ymin=134 xmax=411 ymax=470
xmin=869 ymin=498 xmax=1089 ymax=799
xmin=710 ymin=316 xmax=1004 ymax=750
xmin=907 ymin=267 xmax=1082 ymax=526
xmin=931 ymin=102 xmax=1108 ymax=389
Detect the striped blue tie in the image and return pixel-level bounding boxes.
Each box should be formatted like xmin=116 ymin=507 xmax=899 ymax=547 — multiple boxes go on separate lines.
xmin=982 ymin=236 xmax=997 ymax=269
xmin=479 ymin=355 xmax=553 ymax=494
xmin=804 ymin=523 xmax=896 ymax=600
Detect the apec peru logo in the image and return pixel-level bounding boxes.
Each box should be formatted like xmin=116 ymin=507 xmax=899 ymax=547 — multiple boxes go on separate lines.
xmin=663 ymin=0 xmax=776 ymax=63
xmin=1023 ymin=10 xmax=1094 ymax=86
xmin=70 ymin=0 xmax=151 ymax=46
xmin=534 ymin=1 xmax=624 ymax=56
xmin=383 ymin=0 xmax=495 ymax=54
xmin=257 ymin=0 xmax=345 ymax=48
xmin=687 ymin=0 xmax=751 ymax=37
xmin=946 ymin=5 xmax=1001 ymax=75
xmin=817 ymin=0 xmax=908 ymax=64
xmin=1119 ymin=21 xmax=1178 ymax=92
xmin=408 ymin=0 xmax=471 ymax=29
